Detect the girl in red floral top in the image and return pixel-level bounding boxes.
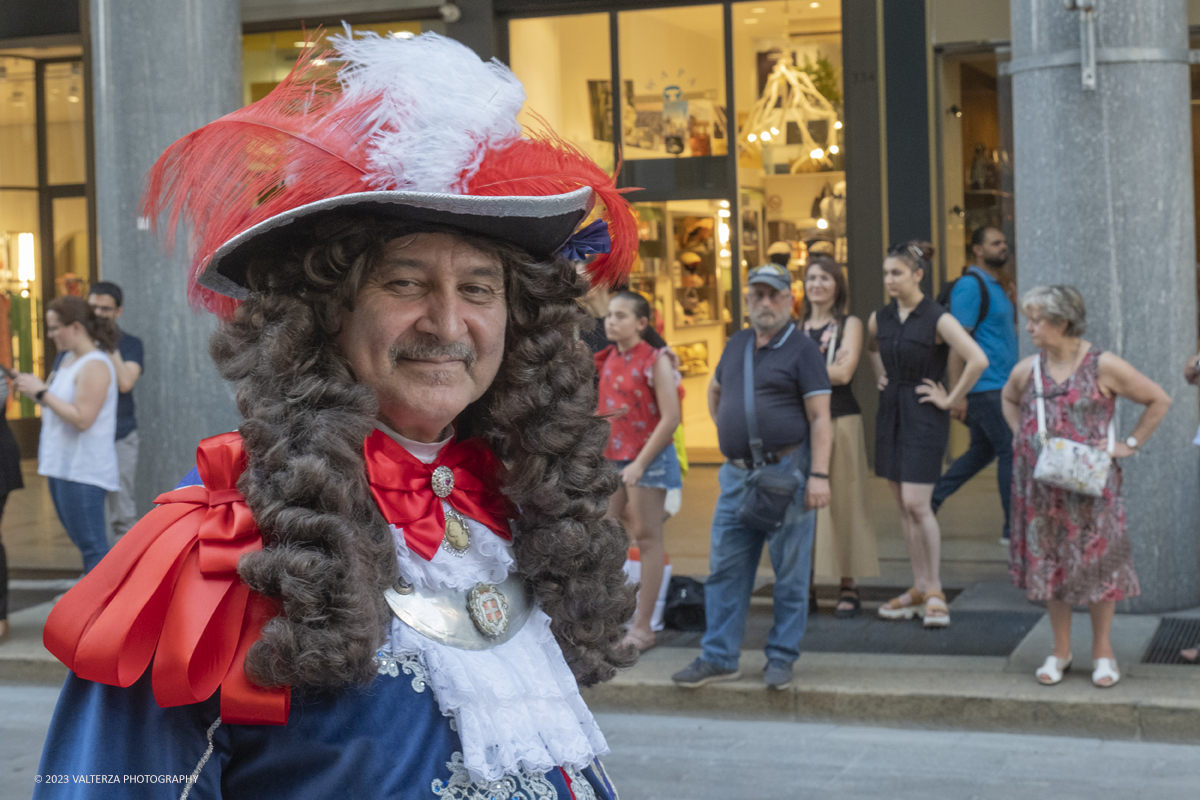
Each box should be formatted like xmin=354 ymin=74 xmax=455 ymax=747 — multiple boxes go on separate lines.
xmin=595 ymin=291 xmax=682 ymax=652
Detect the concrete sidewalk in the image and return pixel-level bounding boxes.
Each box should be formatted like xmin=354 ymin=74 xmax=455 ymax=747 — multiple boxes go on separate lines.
xmin=7 ymin=460 xmax=1200 ymax=742
xmin=582 ymin=583 xmax=1200 ymax=743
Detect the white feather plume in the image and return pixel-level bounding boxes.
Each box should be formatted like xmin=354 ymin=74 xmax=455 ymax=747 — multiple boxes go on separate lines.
xmin=332 ymin=30 xmax=526 ymax=194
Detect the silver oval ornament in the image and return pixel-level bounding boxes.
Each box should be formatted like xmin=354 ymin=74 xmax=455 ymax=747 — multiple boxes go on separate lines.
xmin=466 ymin=583 xmax=510 ymax=638
xmin=431 ymin=466 xmax=455 ymax=498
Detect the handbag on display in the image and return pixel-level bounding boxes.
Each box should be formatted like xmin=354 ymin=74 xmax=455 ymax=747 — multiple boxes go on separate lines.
xmin=1031 ymin=355 xmax=1115 ymax=497
xmin=736 ymin=329 xmax=803 ymax=533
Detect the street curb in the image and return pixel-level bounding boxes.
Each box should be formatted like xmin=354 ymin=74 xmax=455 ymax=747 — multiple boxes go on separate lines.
xmin=0 ymin=657 xmax=67 ymax=686
xmin=582 ymin=651 xmax=1200 ymax=743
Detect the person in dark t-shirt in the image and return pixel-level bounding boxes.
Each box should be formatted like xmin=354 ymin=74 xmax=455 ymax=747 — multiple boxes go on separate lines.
xmin=671 ymin=262 xmax=831 ymax=692
xmin=87 ymin=282 xmax=144 ymax=543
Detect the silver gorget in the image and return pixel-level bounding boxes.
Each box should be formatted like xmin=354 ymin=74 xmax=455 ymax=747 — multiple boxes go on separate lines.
xmin=384 ymin=573 xmax=534 ymax=651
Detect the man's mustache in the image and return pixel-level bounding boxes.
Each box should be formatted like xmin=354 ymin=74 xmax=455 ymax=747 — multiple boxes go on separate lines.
xmin=389 ymin=338 xmax=478 ymax=370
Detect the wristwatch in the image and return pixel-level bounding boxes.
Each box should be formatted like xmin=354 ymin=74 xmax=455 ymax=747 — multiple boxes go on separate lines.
xmin=35 ymin=389 xmax=46 ymax=404
xmin=1125 ymin=435 xmax=1139 ymax=450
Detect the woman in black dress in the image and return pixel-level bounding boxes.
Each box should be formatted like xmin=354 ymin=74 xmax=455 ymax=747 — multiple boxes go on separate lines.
xmin=0 ymin=377 xmax=26 ymax=644
xmin=866 ymin=244 xmax=988 ymax=628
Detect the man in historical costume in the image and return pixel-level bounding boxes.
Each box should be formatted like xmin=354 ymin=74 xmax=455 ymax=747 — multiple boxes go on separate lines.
xmin=34 ymin=31 xmax=638 ymax=799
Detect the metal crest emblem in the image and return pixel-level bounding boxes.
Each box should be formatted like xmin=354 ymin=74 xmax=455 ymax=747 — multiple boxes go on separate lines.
xmin=466 ymin=583 xmax=509 ymax=638
xmin=431 ymin=465 xmax=454 ymax=498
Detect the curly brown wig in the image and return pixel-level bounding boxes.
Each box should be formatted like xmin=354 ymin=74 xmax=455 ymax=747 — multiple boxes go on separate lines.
xmin=209 ymin=215 xmax=636 ymax=692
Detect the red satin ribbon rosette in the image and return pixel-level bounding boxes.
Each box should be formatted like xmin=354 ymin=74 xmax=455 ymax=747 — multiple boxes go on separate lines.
xmin=363 ymin=429 xmax=514 ymax=561
xmin=42 ymin=432 xmax=290 ymax=725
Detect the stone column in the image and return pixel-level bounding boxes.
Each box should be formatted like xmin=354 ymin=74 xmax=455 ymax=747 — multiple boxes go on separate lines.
xmin=87 ymin=0 xmax=242 ymax=512
xmin=1010 ymin=0 xmax=1199 ymax=611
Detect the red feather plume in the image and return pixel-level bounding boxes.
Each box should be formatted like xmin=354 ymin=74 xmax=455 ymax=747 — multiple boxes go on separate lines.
xmin=467 ymin=125 xmax=638 ymax=288
xmin=140 ymin=37 xmax=382 ymax=318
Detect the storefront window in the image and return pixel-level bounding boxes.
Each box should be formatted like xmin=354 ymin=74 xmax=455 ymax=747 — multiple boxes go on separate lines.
xmin=45 ymin=61 xmax=86 ymax=186
xmin=625 ymin=199 xmax=731 ymax=454
xmin=733 ymin=1 xmax=844 ymax=319
xmin=0 ymin=58 xmax=37 ymax=188
xmin=938 ymin=50 xmax=1014 ymax=284
xmin=0 ymin=193 xmax=41 ymax=419
xmin=0 ymin=53 xmax=90 ymax=420
xmin=242 ymin=22 xmax=424 ymax=106
xmin=618 ymin=5 xmax=727 ymax=160
xmin=509 ymin=14 xmax=614 ymax=174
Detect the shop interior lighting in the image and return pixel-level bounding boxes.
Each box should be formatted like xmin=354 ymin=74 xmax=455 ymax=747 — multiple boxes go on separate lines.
xmin=719 ymin=200 xmax=730 ymax=208
xmin=810 ymin=2 xmax=820 ymax=6
xmin=718 ymin=209 xmax=731 ymax=218
xmin=718 ymin=222 xmax=729 ymax=245
xmin=833 ymin=120 xmax=843 ymax=130
xmin=313 ymin=59 xmax=327 ymax=66
xmin=744 ymin=18 xmax=759 ymax=24
xmin=67 ymin=86 xmax=80 ymax=103
xmin=829 ymin=145 xmax=839 ymax=154
xmin=740 ymin=56 xmax=838 ymax=171
xmin=17 ymin=233 xmax=34 ymax=283
xmin=720 ymin=249 xmax=730 ymax=258
xmin=816 ymin=218 xmax=829 ymax=230
xmin=293 ymin=41 xmax=316 ymax=48
xmin=393 ymin=31 xmax=415 ymax=39
xmin=751 ymin=6 xmax=767 ymax=12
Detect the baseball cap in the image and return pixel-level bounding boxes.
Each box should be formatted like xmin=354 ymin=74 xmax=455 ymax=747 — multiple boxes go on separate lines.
xmin=746 ymin=262 xmax=792 ymax=292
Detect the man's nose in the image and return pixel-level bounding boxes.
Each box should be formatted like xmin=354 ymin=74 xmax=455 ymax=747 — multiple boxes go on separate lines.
xmin=413 ymin=286 xmax=468 ymax=341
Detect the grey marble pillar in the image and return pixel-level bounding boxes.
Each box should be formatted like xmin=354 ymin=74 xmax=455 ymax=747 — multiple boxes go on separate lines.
xmin=1010 ymin=0 xmax=1199 ymax=611
xmin=88 ymin=0 xmax=242 ymax=512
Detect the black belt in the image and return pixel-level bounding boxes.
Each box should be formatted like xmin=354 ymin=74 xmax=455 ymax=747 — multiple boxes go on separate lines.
xmin=729 ymin=445 xmax=799 ymax=470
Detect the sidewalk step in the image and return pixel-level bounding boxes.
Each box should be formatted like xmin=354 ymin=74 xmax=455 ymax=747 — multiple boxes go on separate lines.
xmin=582 ymin=648 xmax=1200 ymax=743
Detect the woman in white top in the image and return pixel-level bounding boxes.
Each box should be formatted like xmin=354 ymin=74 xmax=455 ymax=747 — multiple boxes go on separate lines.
xmin=15 ymin=296 xmax=120 ymax=572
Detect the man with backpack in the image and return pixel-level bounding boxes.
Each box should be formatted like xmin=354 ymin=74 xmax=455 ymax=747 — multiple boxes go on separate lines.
xmin=931 ymin=226 xmax=1019 ymax=543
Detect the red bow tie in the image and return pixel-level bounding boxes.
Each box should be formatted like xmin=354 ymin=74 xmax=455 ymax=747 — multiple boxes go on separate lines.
xmin=363 ymin=429 xmax=514 ymax=561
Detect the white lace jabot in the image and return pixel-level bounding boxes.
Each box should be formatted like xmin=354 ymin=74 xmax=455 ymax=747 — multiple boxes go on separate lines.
xmin=374 ymin=424 xmax=608 ymax=784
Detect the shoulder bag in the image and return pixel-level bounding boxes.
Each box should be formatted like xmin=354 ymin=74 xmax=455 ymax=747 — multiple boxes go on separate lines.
xmin=736 ymin=328 xmax=803 ymax=532
xmin=1031 ymin=355 xmax=1114 ymax=497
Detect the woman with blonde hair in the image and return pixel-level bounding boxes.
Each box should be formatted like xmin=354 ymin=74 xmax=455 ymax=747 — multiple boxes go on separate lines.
xmin=1002 ymin=285 xmax=1170 ymax=687
xmin=801 ymin=255 xmax=878 ymax=616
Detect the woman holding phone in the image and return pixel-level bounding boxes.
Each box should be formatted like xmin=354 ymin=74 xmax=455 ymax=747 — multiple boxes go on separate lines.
xmin=15 ymin=296 xmax=119 ymax=574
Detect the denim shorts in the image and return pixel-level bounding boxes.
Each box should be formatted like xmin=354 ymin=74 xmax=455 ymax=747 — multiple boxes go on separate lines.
xmin=609 ymin=442 xmax=683 ymax=490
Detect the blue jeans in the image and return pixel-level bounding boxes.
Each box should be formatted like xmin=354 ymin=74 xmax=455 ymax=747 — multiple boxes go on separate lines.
xmin=48 ymin=477 xmax=110 ymax=573
xmin=700 ymin=446 xmax=815 ymax=669
xmin=931 ymin=390 xmax=1013 ymax=538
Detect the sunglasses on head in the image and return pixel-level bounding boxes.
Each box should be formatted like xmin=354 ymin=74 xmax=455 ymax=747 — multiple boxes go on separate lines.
xmin=887 ymin=243 xmax=925 ymax=262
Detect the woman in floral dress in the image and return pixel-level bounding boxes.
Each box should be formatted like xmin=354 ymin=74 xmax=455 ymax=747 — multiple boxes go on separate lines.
xmin=1002 ymin=285 xmax=1171 ymax=688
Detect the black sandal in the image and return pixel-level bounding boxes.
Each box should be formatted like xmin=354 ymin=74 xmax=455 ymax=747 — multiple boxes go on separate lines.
xmin=834 ymin=587 xmax=861 ymax=619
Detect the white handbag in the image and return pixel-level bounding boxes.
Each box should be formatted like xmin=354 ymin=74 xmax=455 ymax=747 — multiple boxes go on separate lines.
xmin=1031 ymin=355 xmax=1114 ymax=497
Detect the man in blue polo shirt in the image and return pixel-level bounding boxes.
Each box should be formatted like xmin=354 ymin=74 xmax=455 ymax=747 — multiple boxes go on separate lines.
xmin=672 ymin=262 xmax=832 ymax=691
xmin=932 ymin=226 xmax=1018 ymax=542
